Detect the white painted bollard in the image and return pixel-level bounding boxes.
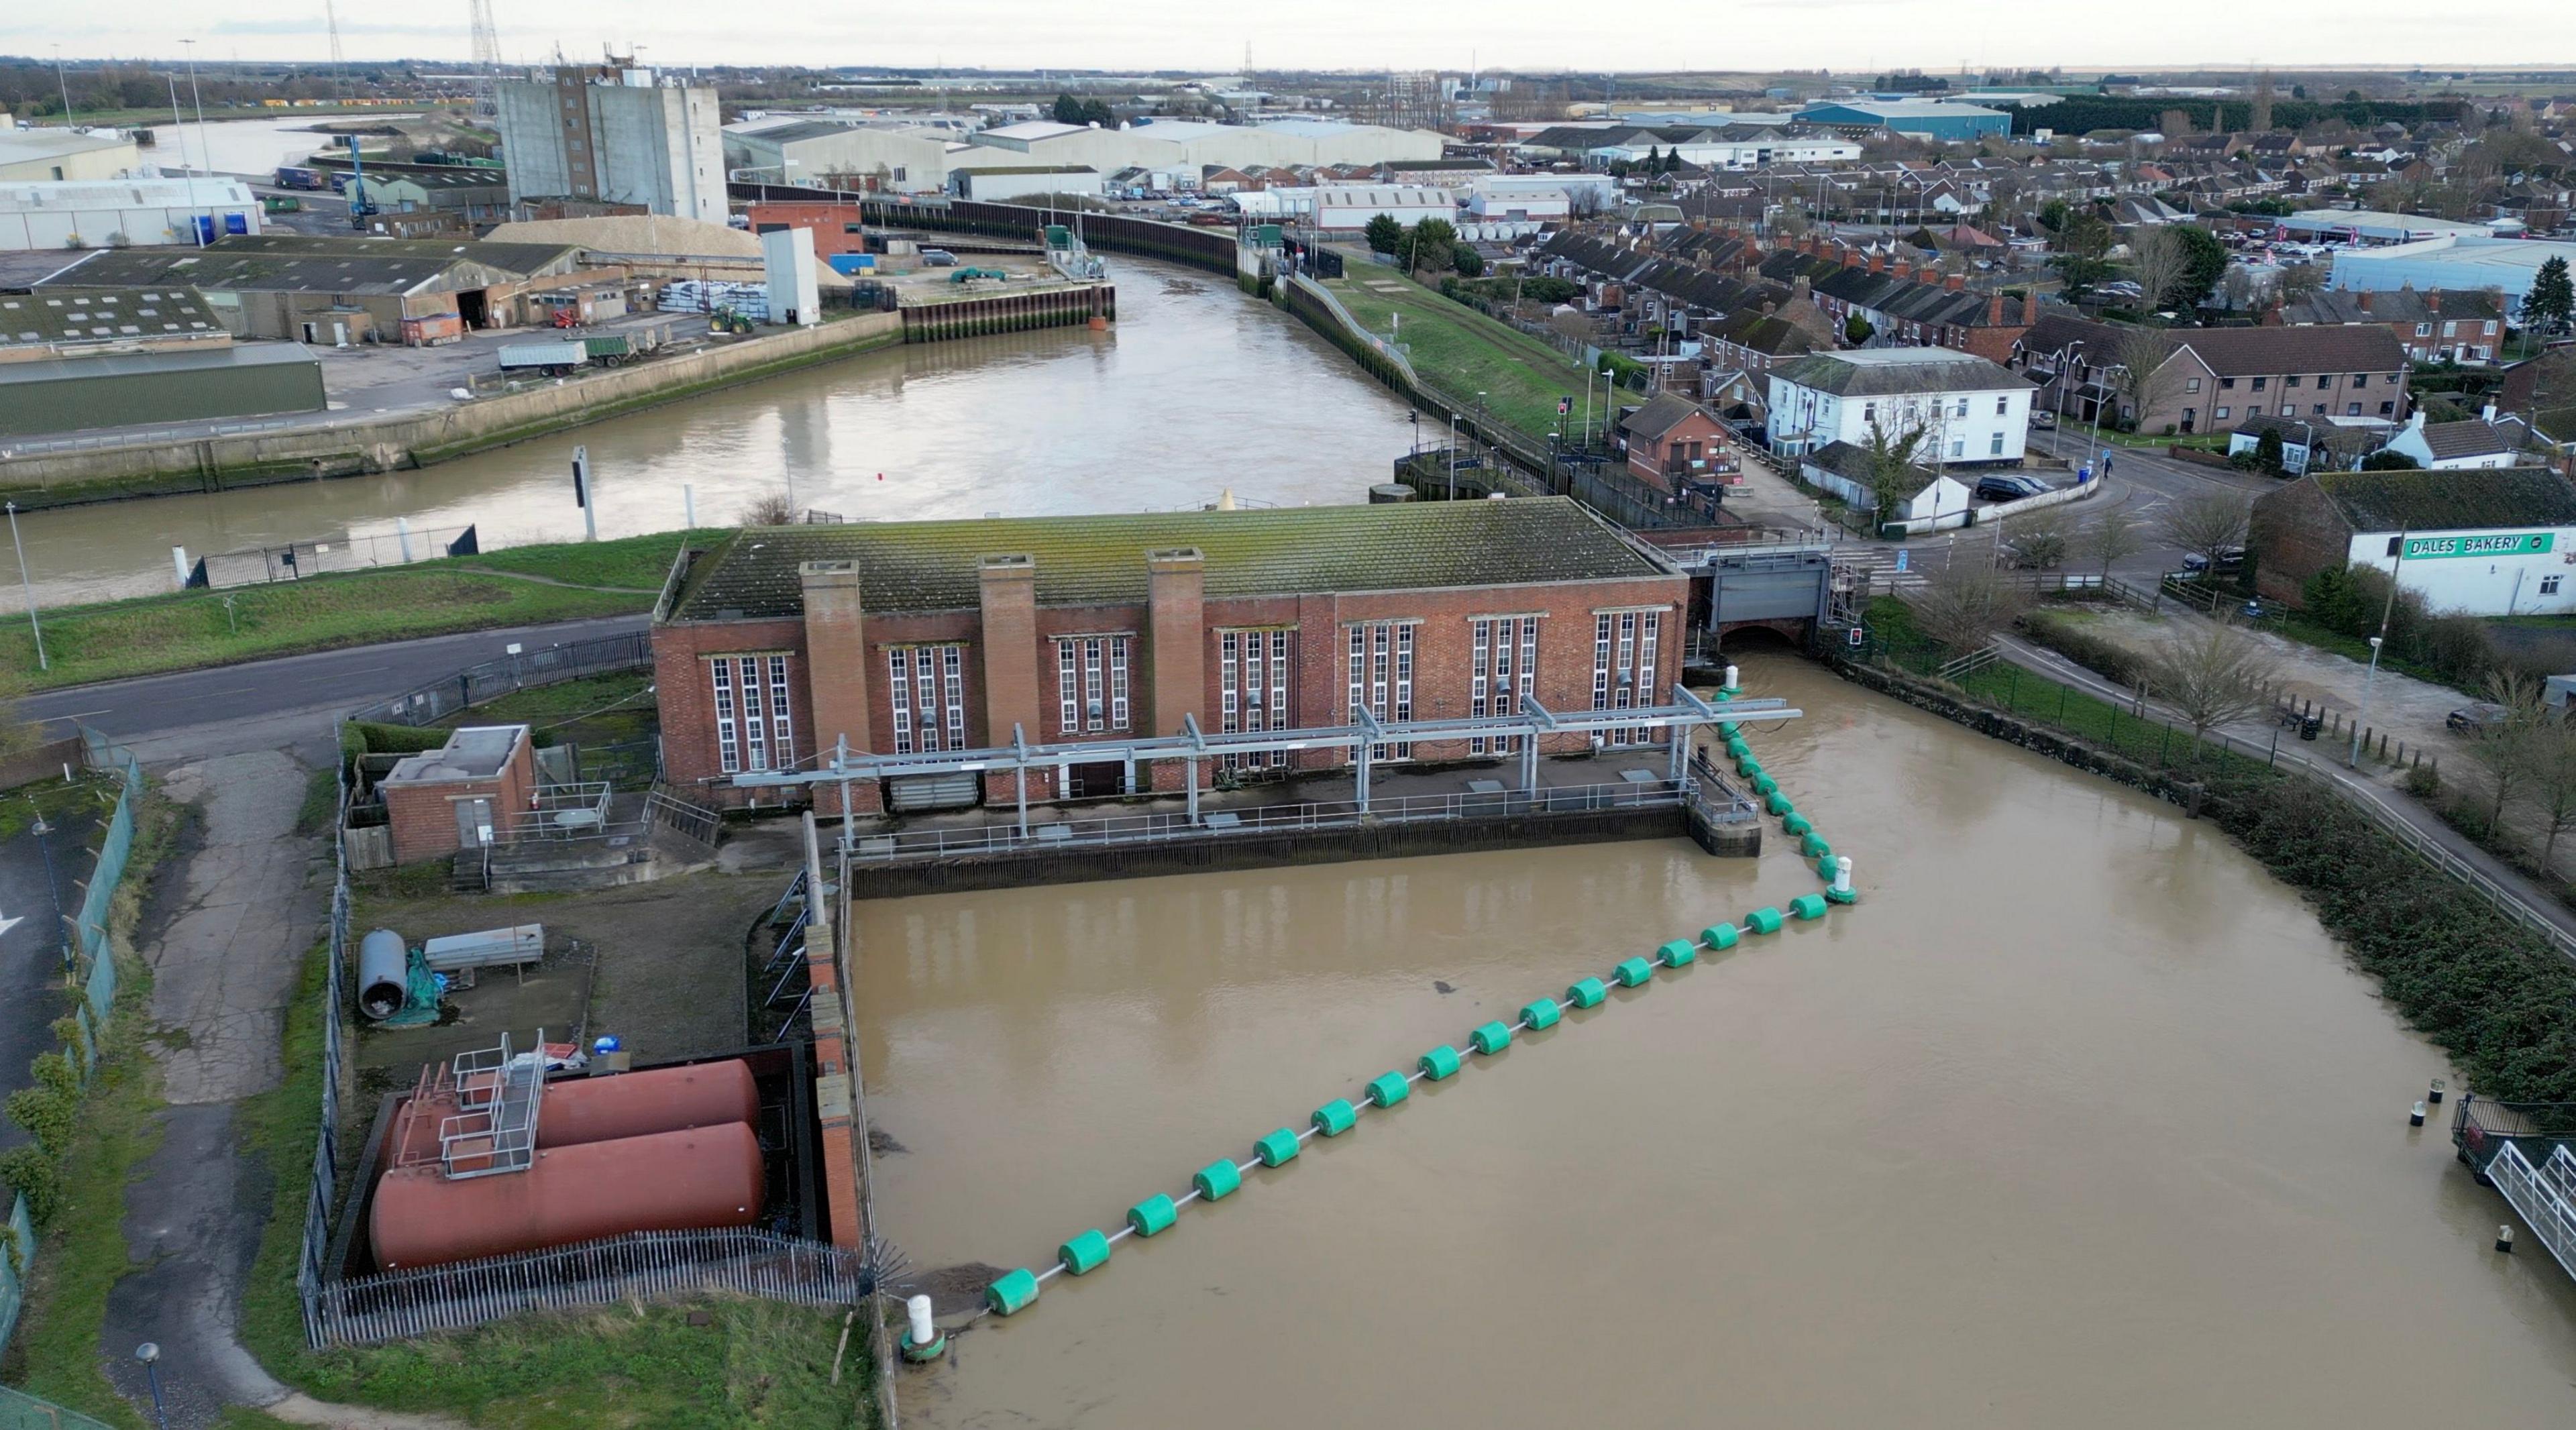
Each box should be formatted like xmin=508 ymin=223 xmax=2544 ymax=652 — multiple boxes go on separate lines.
xmin=2497 ymin=1224 xmax=2515 ymax=1254
xmin=906 ymin=1295 xmax=934 ymax=1346
xmin=170 ymin=545 xmax=189 ymax=587
xmin=1833 ymin=857 xmax=1853 ymax=897
xmin=1724 ymin=664 xmax=1739 ymax=690
xmin=395 ymin=515 xmax=413 ymax=563
xmin=2410 ymin=1100 xmax=2427 ymax=1127
xmin=684 ymin=482 xmax=696 ymax=529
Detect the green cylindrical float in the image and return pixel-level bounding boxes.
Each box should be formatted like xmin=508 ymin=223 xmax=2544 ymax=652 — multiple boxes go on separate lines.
xmin=1658 ymin=938 xmax=1698 ymax=968
xmin=1816 ymin=855 xmax=1839 ymax=879
xmin=1700 ymin=923 xmax=1739 ymax=950
xmin=1800 ymin=832 xmax=1832 ymax=858
xmin=1521 ymin=998 xmax=1561 ymax=1030
xmin=1254 ymin=1128 xmax=1300 ymax=1167
xmin=1128 ymin=1193 xmax=1177 ymax=1237
xmin=1751 ymin=773 xmax=1780 ymax=796
xmin=1723 ymin=736 xmax=1751 ymax=761
xmin=1717 ymin=720 xmax=1740 ymax=738
xmin=1470 ymin=1021 xmax=1513 ymax=1055
xmin=1765 ymin=791 xmax=1795 ymax=816
xmin=1313 ymin=1099 xmax=1358 ymax=1136
xmin=1782 ymin=812 xmax=1813 ymax=836
xmin=1366 ymin=1071 xmax=1410 ymax=1107
xmin=1566 ymin=977 xmax=1607 ymax=1009
xmin=1194 ymin=1158 xmax=1242 ymax=1201
xmin=1790 ymin=893 xmax=1829 ymax=921
xmin=1745 ymin=906 xmax=1785 ymax=934
xmin=1419 ymin=1044 xmax=1462 ymax=1081
xmin=1059 ymin=1228 xmax=1112 ymax=1276
xmin=1613 ymin=956 xmax=1654 ymax=987
xmin=986 ymin=1267 xmax=1040 ymax=1316
xmin=1736 ymin=756 xmax=1764 ymax=779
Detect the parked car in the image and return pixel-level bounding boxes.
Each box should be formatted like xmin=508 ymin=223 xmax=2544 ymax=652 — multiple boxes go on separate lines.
xmin=1974 ymin=474 xmax=2049 ymax=502
xmin=2029 ymin=410 xmax=2058 ymax=429
xmin=2180 ymin=545 xmax=2248 ymax=573
xmin=2449 ymin=702 xmax=2510 ymax=735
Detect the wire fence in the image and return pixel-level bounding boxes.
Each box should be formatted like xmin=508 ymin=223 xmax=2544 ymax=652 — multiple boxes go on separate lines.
xmin=0 ymin=1384 xmax=118 ymax=1430
xmin=347 ymin=632 xmax=654 ymax=728
xmin=186 ymin=525 xmax=481 ymax=592
xmin=309 ymin=1229 xmax=877 ymax=1347
xmin=0 ymin=729 xmax=144 ymax=1384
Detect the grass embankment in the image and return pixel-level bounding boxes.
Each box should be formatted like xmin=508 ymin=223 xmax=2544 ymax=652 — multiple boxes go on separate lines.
xmin=0 ymin=531 xmax=709 ymax=697
xmin=1324 ymin=272 xmax=1599 ymax=441
xmin=1 ymin=795 xmax=178 ymax=1429
xmin=235 ymin=945 xmax=867 ymax=1430
xmin=1870 ymin=596 xmax=2576 ymax=1103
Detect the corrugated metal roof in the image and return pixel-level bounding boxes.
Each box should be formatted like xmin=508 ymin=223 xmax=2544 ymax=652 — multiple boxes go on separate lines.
xmin=1771 ymin=349 xmax=2031 ymax=396
xmin=2310 ymin=467 xmax=2576 ymax=533
xmin=665 ymin=498 xmax=1672 ymax=622
xmin=0 ymin=340 xmax=318 ymax=386
xmin=0 ymin=286 xmax=223 ymax=348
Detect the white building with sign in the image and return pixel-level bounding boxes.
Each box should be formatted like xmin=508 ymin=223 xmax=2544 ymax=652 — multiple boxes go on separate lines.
xmin=2254 ymin=467 xmax=2576 ymax=616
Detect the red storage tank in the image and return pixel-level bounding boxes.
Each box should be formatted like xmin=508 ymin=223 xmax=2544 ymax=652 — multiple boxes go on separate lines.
xmin=537 ymin=1060 xmax=760 ymax=1148
xmin=383 ymin=1059 xmax=760 ymax=1168
xmin=369 ymin=1121 xmax=765 ymax=1270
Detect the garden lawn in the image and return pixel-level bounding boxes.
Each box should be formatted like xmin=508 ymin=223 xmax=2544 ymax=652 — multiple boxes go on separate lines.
xmin=1324 ymin=273 xmax=1597 ymax=441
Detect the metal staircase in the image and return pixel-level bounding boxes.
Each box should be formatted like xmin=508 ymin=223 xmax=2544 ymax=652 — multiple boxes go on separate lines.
xmin=438 ymin=1031 xmax=546 ymax=1178
xmin=2487 ymin=1140 xmax=2576 ymax=1280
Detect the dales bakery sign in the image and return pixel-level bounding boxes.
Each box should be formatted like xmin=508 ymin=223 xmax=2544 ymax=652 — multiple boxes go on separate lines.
xmin=2401 ymin=533 xmax=2557 ymax=561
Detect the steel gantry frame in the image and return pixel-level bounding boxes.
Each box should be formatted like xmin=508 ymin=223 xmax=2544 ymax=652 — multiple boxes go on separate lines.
xmin=731 ymin=688 xmax=1801 ymax=840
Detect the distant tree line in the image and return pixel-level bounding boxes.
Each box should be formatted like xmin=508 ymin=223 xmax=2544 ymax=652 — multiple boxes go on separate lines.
xmin=2006 ymin=95 xmax=2470 ymax=136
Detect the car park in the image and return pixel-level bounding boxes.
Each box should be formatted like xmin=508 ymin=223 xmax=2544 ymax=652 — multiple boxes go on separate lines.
xmin=2180 ymin=545 xmax=2249 ymax=573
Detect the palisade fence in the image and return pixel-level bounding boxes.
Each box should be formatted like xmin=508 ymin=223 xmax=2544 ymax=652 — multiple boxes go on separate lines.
xmin=292 ymin=747 xmax=352 ymax=1348
xmin=346 ymin=631 xmax=653 ymax=728
xmin=0 ymin=729 xmax=145 ymax=1393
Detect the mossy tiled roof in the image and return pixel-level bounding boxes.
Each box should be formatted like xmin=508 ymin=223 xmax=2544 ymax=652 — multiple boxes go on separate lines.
xmin=666 ymin=498 xmax=1671 ymax=622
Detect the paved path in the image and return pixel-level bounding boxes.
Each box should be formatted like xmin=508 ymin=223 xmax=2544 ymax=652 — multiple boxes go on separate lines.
xmin=1992 ymin=630 xmax=2576 ymax=954
xmin=102 ymin=750 xmax=325 ymax=1429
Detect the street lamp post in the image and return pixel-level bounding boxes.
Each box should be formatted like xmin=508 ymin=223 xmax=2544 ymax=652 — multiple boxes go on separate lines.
xmin=2351 ymin=635 xmax=2385 ymax=769
xmin=52 ymin=46 xmax=72 ymax=127
xmin=7 ymin=502 xmax=46 ymax=672
xmin=134 ymin=1343 xmax=168 ymax=1430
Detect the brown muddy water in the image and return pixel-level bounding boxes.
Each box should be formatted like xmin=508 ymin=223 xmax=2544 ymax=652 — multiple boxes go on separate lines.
xmin=14 ymin=262 xmax=1415 ymax=607
xmin=849 ymin=653 xmax=2576 ymax=1429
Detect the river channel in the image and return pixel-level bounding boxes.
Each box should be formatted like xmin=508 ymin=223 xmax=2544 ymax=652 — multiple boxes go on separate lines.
xmin=851 ymin=653 xmax=2576 ymax=1429
xmin=15 ymin=261 xmax=1416 ymax=607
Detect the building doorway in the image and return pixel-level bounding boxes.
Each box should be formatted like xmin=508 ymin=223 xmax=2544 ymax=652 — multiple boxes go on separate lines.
xmin=458 ymin=288 xmax=490 ymax=329
xmin=1065 ymin=761 xmax=1126 ymax=800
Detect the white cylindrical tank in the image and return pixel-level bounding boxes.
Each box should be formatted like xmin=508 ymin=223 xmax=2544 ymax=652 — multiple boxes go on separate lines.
xmin=358 ymin=928 xmax=408 ymax=1021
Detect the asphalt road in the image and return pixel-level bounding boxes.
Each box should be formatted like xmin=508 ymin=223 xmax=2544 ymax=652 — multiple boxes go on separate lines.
xmin=19 ymin=612 xmax=647 ymax=755
xmin=2024 ymin=427 xmax=2277 ymax=584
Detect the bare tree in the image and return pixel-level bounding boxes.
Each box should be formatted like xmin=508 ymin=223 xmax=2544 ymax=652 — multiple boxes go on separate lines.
xmin=2108 ymin=324 xmax=2180 ymax=431
xmin=2126 ymin=225 xmax=2189 ymax=316
xmin=738 ymin=490 xmax=797 ymax=527
xmin=2467 ymin=669 xmax=2550 ymax=828
xmin=2139 ymin=620 xmax=2282 ymax=747
xmin=1907 ymin=558 xmax=2033 ymax=655
xmin=2001 ymin=504 xmax=2072 ymax=570
xmin=2081 ymin=502 xmax=2147 ymax=578
xmin=2524 ymin=716 xmax=2576 ymax=867
xmin=2163 ymin=492 xmax=2251 ymax=571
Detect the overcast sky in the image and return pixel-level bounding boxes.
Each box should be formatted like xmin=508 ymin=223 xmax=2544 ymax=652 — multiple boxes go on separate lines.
xmin=24 ymin=1 xmax=2576 ymax=74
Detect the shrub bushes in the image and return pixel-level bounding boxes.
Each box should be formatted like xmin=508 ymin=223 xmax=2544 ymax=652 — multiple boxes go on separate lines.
xmin=2015 ymin=609 xmax=2141 ymax=688
xmin=2209 ymin=770 xmax=2576 ymax=1101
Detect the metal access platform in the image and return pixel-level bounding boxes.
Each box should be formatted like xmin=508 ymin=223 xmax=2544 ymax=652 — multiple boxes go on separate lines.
xmin=2451 ymin=1095 xmax=2576 ymax=1281
xmin=437 ymin=1030 xmax=549 ymax=1178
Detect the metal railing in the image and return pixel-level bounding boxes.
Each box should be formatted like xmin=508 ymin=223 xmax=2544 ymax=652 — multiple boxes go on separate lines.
xmin=347 ymin=631 xmax=652 ymax=728
xmin=0 ymin=416 xmax=301 ymax=458
xmin=846 ymin=776 xmax=1709 ymax=864
xmin=2485 ymin=1141 xmax=2576 ymax=1281
xmin=307 ymin=1228 xmax=876 ymax=1347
